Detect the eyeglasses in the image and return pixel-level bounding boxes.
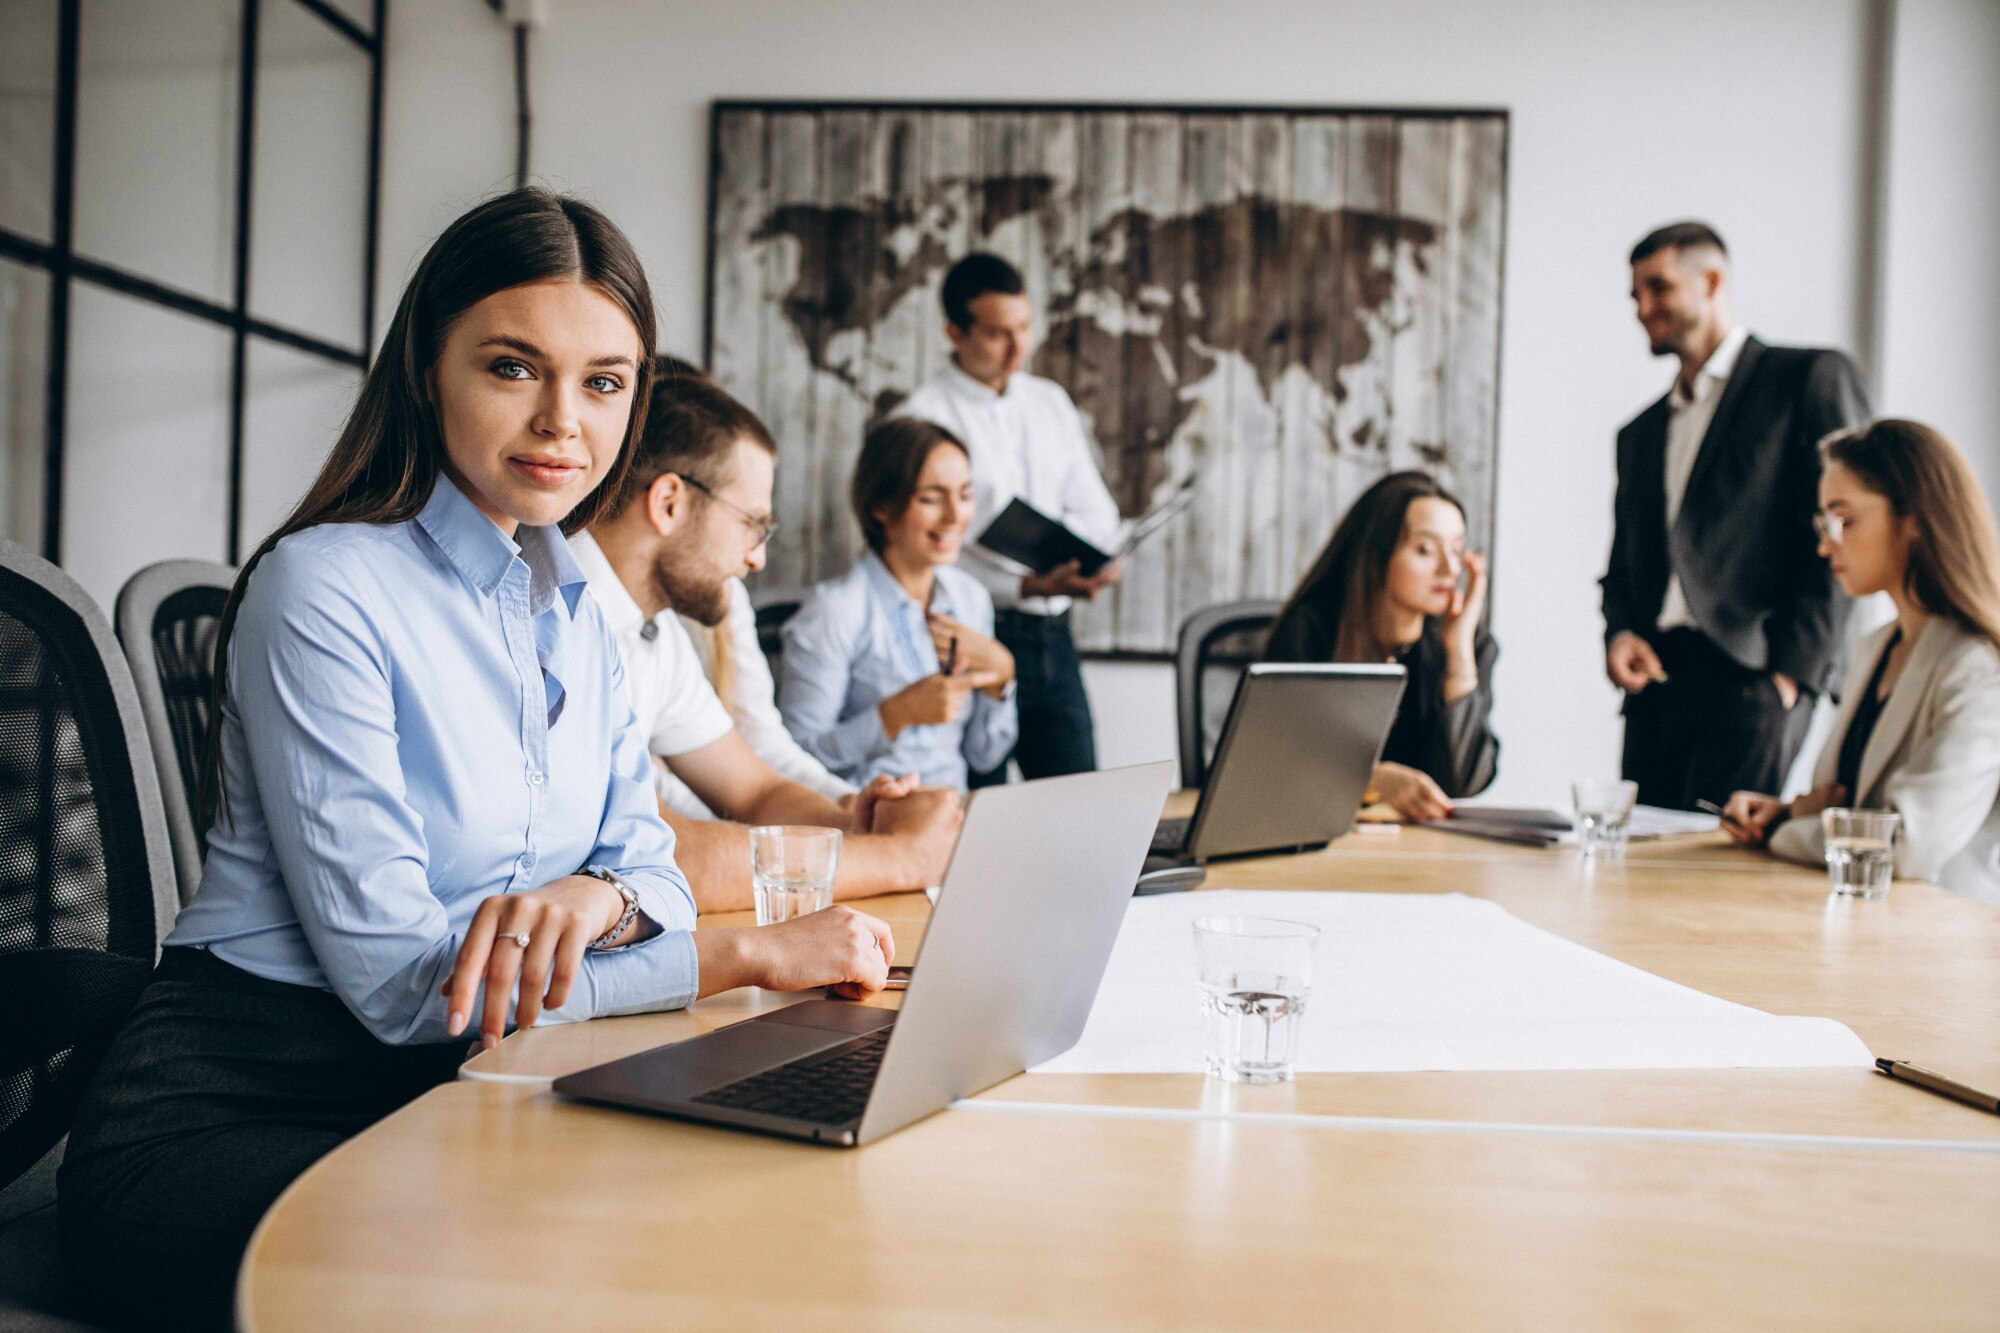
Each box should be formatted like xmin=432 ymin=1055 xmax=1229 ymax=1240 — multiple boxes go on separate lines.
xmin=1812 ymin=510 xmax=1850 ymax=546
xmin=676 ymin=473 xmax=778 ymax=547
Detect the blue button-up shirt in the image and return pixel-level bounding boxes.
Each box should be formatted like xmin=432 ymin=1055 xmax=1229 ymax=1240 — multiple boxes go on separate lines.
xmin=168 ymin=475 xmax=699 ymax=1045
xmin=778 ymin=552 xmax=1017 ymax=788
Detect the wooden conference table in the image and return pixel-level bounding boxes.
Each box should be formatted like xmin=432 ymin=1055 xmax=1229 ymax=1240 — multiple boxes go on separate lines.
xmin=238 ymin=812 xmax=2000 ymax=1330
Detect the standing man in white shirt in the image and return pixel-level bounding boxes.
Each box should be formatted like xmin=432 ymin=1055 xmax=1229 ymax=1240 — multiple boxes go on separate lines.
xmin=577 ymin=360 xmax=960 ymax=909
xmin=896 ymin=252 xmax=1123 ymax=784
xmin=1600 ymin=222 xmax=1870 ymax=809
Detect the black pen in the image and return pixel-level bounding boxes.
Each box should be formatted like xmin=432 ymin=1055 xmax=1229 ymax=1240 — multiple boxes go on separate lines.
xmin=1695 ymin=798 xmax=1751 ymax=838
xmin=944 ymin=634 xmax=959 ymax=675
xmin=1875 ymin=1058 xmax=2000 ymax=1115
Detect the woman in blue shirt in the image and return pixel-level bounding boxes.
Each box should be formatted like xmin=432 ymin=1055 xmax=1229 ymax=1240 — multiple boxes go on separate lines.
xmin=781 ymin=418 xmax=1018 ymax=789
xmin=58 ymin=190 xmax=894 ymax=1330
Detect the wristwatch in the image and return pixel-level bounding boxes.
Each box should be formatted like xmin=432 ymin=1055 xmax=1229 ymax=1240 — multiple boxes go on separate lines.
xmin=579 ymin=864 xmax=641 ymax=950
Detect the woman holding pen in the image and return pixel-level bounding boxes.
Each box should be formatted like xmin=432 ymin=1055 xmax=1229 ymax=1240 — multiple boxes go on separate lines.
xmin=1722 ymin=419 xmax=2000 ymax=904
xmin=781 ymin=418 xmax=1018 ymax=790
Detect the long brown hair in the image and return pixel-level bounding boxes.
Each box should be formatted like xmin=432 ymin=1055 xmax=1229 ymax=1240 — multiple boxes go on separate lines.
xmin=1272 ymin=470 xmax=1465 ymax=662
xmin=197 ymin=188 xmax=659 ymax=829
xmin=1820 ymin=419 xmax=2000 ymax=652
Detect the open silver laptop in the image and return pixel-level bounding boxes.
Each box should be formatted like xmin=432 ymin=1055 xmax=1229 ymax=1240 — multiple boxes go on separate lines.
xmin=1150 ymin=663 xmax=1407 ymax=864
xmin=552 ymin=762 xmax=1175 ymax=1147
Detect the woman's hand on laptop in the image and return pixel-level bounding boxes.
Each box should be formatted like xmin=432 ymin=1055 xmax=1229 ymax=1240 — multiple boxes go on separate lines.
xmin=1370 ymin=762 xmax=1454 ymax=823
xmin=692 ymin=906 xmax=896 ymax=1000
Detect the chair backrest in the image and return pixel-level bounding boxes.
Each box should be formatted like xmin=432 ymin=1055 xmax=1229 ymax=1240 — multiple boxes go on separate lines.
xmin=1174 ymin=599 xmax=1284 ymax=790
xmin=749 ymin=585 xmax=808 ymax=677
xmin=114 ymin=560 xmax=234 ymax=903
xmin=0 ymin=541 xmax=177 ymax=1193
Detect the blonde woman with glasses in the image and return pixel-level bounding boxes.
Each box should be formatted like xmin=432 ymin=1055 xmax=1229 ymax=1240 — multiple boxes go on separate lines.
xmin=1723 ymin=419 xmax=2000 ymax=904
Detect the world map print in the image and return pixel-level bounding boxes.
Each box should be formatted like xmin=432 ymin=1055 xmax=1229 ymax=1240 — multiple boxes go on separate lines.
xmin=707 ymin=106 xmax=1506 ymax=652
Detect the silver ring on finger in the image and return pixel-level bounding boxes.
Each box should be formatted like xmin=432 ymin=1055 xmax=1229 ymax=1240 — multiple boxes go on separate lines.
xmin=499 ymin=931 xmax=531 ymax=949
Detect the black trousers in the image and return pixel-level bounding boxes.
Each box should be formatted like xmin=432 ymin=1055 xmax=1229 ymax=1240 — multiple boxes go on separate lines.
xmin=970 ymin=609 xmax=1099 ymax=787
xmin=1620 ymin=627 xmax=1816 ymax=812
xmin=57 ymin=948 xmax=465 ymax=1331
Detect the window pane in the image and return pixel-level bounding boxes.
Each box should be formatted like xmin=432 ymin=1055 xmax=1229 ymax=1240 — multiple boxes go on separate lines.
xmin=0 ymin=0 xmax=59 ymax=241
xmin=251 ymin=0 xmax=370 ymax=351
xmin=62 ymin=283 xmax=231 ymax=610
xmin=241 ymin=336 xmax=358 ymax=551
xmin=0 ymin=259 xmax=49 ymax=552
xmin=72 ymin=0 xmax=239 ymax=302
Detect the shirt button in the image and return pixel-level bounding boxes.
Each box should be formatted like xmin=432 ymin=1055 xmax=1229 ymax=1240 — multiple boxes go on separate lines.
xmin=527 ymin=771 xmax=544 ymax=786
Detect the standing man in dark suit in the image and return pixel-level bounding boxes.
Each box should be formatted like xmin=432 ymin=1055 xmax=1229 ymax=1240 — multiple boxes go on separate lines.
xmin=1601 ymin=221 xmax=1870 ymax=810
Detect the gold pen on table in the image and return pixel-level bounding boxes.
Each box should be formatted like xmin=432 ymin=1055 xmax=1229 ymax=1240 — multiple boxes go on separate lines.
xmin=1875 ymin=1059 xmax=2000 ymax=1115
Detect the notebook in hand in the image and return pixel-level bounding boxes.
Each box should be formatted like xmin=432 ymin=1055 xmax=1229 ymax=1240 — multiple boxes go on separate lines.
xmin=976 ymin=498 xmax=1115 ymax=575
xmin=975 ymin=478 xmax=1198 ymax=577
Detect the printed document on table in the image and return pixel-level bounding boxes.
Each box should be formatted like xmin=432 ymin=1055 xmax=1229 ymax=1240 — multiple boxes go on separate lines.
xmin=1032 ymin=890 xmax=1872 ymax=1074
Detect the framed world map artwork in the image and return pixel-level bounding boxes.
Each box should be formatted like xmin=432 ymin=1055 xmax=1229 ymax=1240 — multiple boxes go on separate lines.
xmin=705 ymin=101 xmax=1508 ymax=654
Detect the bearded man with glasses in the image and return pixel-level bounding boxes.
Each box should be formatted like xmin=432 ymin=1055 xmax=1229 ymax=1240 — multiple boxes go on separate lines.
xmin=572 ymin=358 xmax=961 ymax=910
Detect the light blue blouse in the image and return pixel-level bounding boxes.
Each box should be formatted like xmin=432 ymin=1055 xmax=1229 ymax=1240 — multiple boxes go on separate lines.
xmin=167 ymin=474 xmax=699 ymax=1045
xmin=779 ymin=552 xmax=1017 ymax=789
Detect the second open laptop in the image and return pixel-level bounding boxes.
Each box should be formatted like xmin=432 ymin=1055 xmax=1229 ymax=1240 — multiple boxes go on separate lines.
xmin=1150 ymin=662 xmax=1408 ymax=864
xmin=552 ymin=761 xmax=1175 ymax=1147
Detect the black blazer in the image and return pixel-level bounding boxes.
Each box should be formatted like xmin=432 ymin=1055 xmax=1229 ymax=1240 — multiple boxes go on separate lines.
xmin=1600 ymin=336 xmax=1869 ymax=695
xmin=1264 ymin=607 xmax=1499 ymax=798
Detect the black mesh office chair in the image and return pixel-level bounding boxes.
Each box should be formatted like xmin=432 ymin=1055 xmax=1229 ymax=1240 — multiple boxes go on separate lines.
xmin=115 ymin=561 xmax=234 ymax=903
xmin=1173 ymin=599 xmax=1284 ymax=790
xmin=0 ymin=541 xmax=178 ymax=1329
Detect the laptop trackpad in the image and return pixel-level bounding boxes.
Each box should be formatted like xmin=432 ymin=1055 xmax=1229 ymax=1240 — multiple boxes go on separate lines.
xmin=762 ymin=999 xmax=899 ymax=1036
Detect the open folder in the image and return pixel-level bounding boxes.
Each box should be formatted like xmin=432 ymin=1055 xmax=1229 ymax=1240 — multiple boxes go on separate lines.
xmin=1422 ymin=804 xmax=1719 ymax=847
xmin=976 ymin=476 xmax=1198 ymax=576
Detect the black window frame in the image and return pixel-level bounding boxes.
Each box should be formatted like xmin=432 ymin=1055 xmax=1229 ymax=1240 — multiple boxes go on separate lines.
xmin=0 ymin=0 xmax=389 ymax=566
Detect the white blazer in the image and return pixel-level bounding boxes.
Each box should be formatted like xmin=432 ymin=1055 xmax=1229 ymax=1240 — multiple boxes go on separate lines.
xmin=1770 ymin=617 xmax=2000 ymax=906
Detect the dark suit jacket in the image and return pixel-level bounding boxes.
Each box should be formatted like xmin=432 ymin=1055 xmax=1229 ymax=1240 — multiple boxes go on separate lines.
xmin=1263 ymin=608 xmax=1499 ymax=798
xmin=1600 ymin=336 xmax=1870 ymax=695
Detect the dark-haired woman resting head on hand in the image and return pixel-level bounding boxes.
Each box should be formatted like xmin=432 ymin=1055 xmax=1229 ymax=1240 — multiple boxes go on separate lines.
xmin=56 ymin=190 xmax=895 ymax=1332
xmin=1264 ymin=470 xmax=1499 ymax=822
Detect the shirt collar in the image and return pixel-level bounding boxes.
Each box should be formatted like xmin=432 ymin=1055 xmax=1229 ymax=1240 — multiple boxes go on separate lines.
xmin=416 ymin=473 xmax=587 ymax=616
xmin=567 ymin=528 xmax=649 ymax=636
xmin=943 ymin=358 xmax=1015 ymax=403
xmin=1671 ymin=325 xmax=1749 ymax=408
xmin=861 ymin=549 xmax=959 ymax=617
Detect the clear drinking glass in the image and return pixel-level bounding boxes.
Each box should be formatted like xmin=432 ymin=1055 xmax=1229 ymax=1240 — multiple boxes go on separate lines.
xmin=1192 ymin=916 xmax=1319 ymax=1084
xmin=749 ymin=826 xmax=841 ymax=925
xmin=1572 ymin=779 xmax=1639 ymax=858
xmin=1821 ymin=808 xmax=1900 ymax=900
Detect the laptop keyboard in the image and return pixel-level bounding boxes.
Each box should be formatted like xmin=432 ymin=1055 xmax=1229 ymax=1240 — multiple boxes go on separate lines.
xmin=1151 ymin=816 xmax=1191 ymax=855
xmin=691 ymin=1030 xmax=890 ymax=1125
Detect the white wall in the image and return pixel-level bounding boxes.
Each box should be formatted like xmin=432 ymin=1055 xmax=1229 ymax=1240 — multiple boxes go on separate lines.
xmin=1879 ymin=0 xmax=2000 ymax=504
xmin=375 ymin=0 xmax=1995 ymax=805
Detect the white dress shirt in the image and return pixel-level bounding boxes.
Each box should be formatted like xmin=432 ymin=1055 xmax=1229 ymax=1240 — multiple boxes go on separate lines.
xmin=896 ymin=362 xmax=1122 ymax=616
xmin=568 ymin=531 xmax=734 ymax=763
xmin=1657 ymin=324 xmax=1750 ymax=631
xmin=660 ymin=577 xmax=857 ymax=819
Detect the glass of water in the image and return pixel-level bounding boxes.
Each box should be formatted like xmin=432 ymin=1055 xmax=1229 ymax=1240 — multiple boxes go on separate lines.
xmin=1821 ymin=807 xmax=1900 ymax=899
xmin=1572 ymin=779 xmax=1639 ymax=858
xmin=1192 ymin=916 xmax=1319 ymax=1084
xmin=749 ymin=826 xmax=841 ymax=925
